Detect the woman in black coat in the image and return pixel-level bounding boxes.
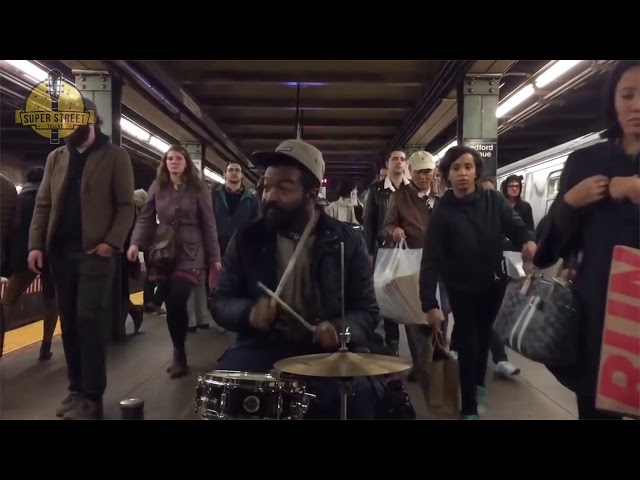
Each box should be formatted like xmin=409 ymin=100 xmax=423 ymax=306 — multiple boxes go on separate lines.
xmin=534 ymin=60 xmax=640 ymax=420
xmin=420 ymin=146 xmax=536 ymax=419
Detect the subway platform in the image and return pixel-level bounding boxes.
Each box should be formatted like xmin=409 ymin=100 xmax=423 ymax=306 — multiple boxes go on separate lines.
xmin=0 ymin=307 xmax=578 ymax=420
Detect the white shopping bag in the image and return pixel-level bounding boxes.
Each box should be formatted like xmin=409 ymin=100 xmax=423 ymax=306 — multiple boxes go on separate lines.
xmin=374 ymin=240 xmax=424 ymax=324
xmin=502 ymin=251 xmax=526 ymax=279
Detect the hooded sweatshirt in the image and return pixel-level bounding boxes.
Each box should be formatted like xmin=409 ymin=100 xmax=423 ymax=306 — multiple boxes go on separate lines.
xmin=419 ymin=187 xmax=534 ymax=312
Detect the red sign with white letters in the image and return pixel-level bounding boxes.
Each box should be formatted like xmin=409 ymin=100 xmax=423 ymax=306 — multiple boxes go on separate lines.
xmin=596 ymin=246 xmax=640 ymax=419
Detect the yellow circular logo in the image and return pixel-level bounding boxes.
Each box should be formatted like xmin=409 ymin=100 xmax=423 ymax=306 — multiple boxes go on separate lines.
xmin=14 ymin=69 xmax=94 ymax=144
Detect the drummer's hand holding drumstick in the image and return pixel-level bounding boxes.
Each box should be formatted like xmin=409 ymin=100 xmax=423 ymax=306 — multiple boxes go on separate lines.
xmin=249 ymin=297 xmax=277 ymax=332
xmin=313 ymin=321 xmax=340 ymax=351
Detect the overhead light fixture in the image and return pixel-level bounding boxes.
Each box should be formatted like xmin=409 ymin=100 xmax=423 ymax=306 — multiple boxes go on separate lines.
xmin=204 ymin=167 xmax=225 ymax=184
xmin=535 ymin=60 xmax=583 ymax=88
xmin=496 ymin=84 xmax=535 ymax=118
xmin=149 ymin=135 xmax=171 ymax=153
xmin=495 ymin=60 xmax=585 ymax=119
xmin=3 ymin=60 xmax=47 ymax=83
xmin=120 ymin=117 xmax=150 ymax=142
xmin=434 ymin=139 xmax=458 ymax=161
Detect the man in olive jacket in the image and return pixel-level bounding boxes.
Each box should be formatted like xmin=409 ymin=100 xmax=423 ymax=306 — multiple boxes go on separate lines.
xmin=28 ymin=100 xmax=135 ymax=420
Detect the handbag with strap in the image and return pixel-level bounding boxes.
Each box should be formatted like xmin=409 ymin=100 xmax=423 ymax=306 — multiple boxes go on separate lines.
xmin=148 ymin=191 xmax=182 ymax=273
xmin=493 ymin=272 xmax=579 ymax=366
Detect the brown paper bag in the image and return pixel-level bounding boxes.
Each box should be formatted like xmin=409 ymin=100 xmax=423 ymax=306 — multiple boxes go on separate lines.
xmin=595 ymin=246 xmax=640 ymax=419
xmin=423 ymin=333 xmax=460 ymax=419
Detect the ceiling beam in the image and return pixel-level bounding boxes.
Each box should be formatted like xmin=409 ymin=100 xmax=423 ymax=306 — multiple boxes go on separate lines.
xmin=203 ymin=99 xmax=412 ymax=111
xmin=238 ymin=138 xmax=385 ymax=146
xmin=232 ymin=132 xmax=389 ymax=141
xmin=176 ymin=71 xmax=426 ymax=86
xmin=217 ymin=117 xmax=396 ymax=128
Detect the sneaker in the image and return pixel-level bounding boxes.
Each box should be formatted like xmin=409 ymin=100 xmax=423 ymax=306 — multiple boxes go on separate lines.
xmin=56 ymin=392 xmax=81 ymax=417
xmin=476 ymin=386 xmax=487 ymax=415
xmin=461 ymin=414 xmax=480 ymax=420
xmin=63 ymin=397 xmax=103 ymax=420
xmin=495 ymin=361 xmax=520 ymax=378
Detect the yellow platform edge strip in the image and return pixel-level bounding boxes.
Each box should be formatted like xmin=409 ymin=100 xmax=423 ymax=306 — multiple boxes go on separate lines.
xmin=3 ymin=292 xmax=144 ymax=354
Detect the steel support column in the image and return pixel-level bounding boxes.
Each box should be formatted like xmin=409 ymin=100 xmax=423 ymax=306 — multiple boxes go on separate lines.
xmin=74 ymin=69 xmax=126 ymax=340
xmin=73 ymin=70 xmax=123 ymax=145
xmin=456 ymin=74 xmax=500 ymax=181
xmin=182 ymin=142 xmax=205 ymax=178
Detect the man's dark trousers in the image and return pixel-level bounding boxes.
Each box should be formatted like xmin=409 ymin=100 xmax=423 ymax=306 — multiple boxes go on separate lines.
xmin=50 ymin=251 xmax=116 ymax=401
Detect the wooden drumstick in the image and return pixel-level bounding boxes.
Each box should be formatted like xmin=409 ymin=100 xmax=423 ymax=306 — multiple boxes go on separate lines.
xmin=257 ymin=282 xmax=316 ymax=333
xmin=274 ymin=215 xmax=316 ymax=298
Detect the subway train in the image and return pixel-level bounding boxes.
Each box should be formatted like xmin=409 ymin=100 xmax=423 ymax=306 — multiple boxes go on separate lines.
xmin=496 ymin=130 xmax=606 ymax=227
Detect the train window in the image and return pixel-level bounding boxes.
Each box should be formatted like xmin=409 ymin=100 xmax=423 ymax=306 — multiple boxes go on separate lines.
xmin=547 ymin=171 xmax=562 ymax=199
xmin=521 ymin=174 xmax=531 ymax=200
xmin=545 ymin=170 xmax=563 ymax=214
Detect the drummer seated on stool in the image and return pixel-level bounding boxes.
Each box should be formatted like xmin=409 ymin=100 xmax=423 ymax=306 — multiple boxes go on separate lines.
xmin=209 ymin=139 xmax=382 ymax=420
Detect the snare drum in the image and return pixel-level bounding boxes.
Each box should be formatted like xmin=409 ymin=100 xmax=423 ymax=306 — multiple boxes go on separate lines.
xmin=195 ymin=370 xmax=315 ymax=420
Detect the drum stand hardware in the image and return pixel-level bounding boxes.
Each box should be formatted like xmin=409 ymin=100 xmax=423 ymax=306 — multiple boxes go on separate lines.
xmin=338 ymin=241 xmax=352 ymax=421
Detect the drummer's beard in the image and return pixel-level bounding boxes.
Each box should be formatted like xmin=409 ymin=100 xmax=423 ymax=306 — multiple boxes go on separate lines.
xmin=263 ymin=197 xmax=309 ymax=232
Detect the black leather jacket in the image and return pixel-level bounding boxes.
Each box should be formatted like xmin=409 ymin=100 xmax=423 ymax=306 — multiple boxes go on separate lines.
xmin=363 ymin=180 xmax=396 ymax=257
xmin=209 ymin=210 xmax=381 ymax=349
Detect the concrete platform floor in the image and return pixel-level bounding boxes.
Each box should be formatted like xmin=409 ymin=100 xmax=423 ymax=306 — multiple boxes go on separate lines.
xmin=0 ymin=314 xmax=578 ymax=420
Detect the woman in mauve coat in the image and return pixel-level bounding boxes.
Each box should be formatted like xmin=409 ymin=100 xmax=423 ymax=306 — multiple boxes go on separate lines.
xmin=128 ymin=145 xmax=221 ymax=378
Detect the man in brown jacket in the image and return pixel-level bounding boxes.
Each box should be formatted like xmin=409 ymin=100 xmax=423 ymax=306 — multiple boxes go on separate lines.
xmin=383 ymin=151 xmax=439 ymax=388
xmin=28 ymin=99 xmax=135 ymax=420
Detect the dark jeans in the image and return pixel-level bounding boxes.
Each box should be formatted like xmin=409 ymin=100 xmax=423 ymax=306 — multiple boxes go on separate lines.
xmin=448 ymin=282 xmax=505 ymax=416
xmin=51 ymin=251 xmax=115 ymax=401
xmin=383 ymin=319 xmax=400 ymax=344
xmin=161 ymin=277 xmax=194 ymax=353
xmin=216 ymin=342 xmax=379 ymax=419
xmin=489 ymin=328 xmax=509 ymax=364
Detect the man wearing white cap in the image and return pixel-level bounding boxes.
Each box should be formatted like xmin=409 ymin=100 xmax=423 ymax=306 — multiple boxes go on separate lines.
xmin=209 ymin=139 xmax=383 ymax=419
xmin=382 ymin=151 xmax=443 ymax=391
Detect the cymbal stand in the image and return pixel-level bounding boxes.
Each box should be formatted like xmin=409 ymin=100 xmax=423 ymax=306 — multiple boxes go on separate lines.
xmin=338 ymin=378 xmax=353 ymax=421
xmin=338 ymin=241 xmax=352 ymax=420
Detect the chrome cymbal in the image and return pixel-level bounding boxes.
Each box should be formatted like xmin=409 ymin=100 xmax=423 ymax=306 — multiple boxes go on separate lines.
xmin=274 ymin=351 xmax=412 ymax=378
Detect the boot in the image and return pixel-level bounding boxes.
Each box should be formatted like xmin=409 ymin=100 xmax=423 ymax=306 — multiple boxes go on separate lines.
xmin=39 ymin=341 xmax=53 ymax=361
xmin=130 ymin=305 xmax=144 ymax=333
xmin=166 ymin=349 xmax=188 ymax=379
